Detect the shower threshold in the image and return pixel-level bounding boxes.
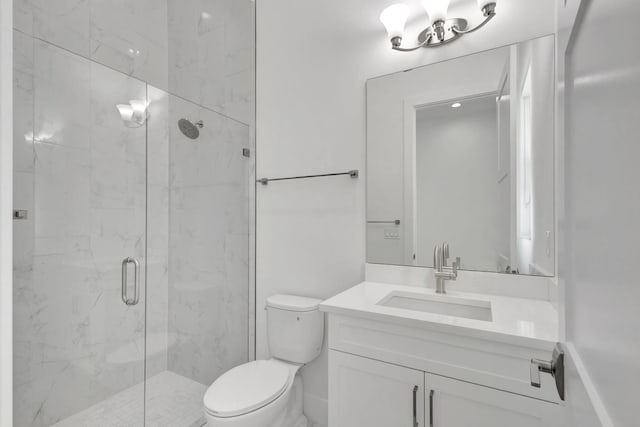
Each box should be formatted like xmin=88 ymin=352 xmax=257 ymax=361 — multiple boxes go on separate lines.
xmin=52 ymin=371 xmax=207 ymax=427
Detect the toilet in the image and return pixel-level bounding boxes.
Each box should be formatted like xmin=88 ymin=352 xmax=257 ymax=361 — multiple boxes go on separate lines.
xmin=204 ymin=294 xmax=324 ymax=427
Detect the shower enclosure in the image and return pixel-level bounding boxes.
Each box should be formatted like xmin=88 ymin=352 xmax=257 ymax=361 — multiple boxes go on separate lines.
xmin=12 ymin=1 xmax=255 ymax=426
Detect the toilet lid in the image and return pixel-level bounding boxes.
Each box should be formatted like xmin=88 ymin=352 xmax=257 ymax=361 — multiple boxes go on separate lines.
xmin=204 ymin=360 xmax=290 ymax=418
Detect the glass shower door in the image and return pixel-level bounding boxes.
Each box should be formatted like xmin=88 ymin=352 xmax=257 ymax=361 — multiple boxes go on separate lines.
xmin=13 ymin=35 xmax=148 ymax=427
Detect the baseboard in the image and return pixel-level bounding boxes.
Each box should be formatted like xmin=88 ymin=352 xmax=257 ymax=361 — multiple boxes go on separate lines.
xmin=303 ymin=392 xmax=328 ymax=426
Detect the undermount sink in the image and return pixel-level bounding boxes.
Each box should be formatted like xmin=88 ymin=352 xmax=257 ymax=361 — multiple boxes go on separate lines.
xmin=377 ymin=291 xmax=493 ymax=322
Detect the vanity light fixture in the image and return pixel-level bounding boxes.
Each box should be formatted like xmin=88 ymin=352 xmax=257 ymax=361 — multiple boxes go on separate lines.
xmin=380 ymin=0 xmax=497 ymax=52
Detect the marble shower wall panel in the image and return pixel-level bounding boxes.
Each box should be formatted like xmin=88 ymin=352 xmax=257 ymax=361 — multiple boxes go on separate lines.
xmin=17 ymin=0 xmax=254 ymax=125
xmin=167 ymin=94 xmax=249 ymax=385
xmin=90 ymin=0 xmax=169 ymax=89
xmin=13 ymin=40 xmax=149 ymax=427
xmin=13 ymin=30 xmax=34 ymax=280
xmin=12 ymin=31 xmax=36 ymax=419
xmin=13 ymin=0 xmax=33 ymax=35
xmin=17 ymin=0 xmax=169 ymax=89
xmin=32 ymin=0 xmax=91 ymax=57
xmin=168 ymin=0 xmax=254 ymax=125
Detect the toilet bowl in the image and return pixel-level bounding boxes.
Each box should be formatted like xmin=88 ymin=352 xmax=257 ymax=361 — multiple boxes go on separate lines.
xmin=204 ymin=359 xmax=306 ymax=427
xmin=204 ymin=295 xmax=324 ymax=427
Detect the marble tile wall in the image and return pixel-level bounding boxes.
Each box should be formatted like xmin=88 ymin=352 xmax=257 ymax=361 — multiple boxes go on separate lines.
xmin=167 ymin=94 xmax=250 ymax=385
xmin=167 ymin=0 xmax=255 ymax=125
xmin=14 ymin=0 xmax=169 ymax=90
xmin=14 ymin=0 xmax=254 ymax=125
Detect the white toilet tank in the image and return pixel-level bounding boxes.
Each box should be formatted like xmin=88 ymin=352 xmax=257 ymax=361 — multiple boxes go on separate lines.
xmin=266 ymin=295 xmax=324 ymax=364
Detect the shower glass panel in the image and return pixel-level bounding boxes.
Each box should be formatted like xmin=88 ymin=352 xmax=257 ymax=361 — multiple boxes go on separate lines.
xmin=13 ymin=33 xmax=148 ymax=427
xmin=13 ymin=0 xmax=254 ymax=425
xmin=143 ymin=87 xmax=252 ymax=426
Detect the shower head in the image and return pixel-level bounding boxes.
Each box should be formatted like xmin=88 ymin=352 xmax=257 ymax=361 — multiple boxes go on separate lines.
xmin=178 ymin=118 xmax=203 ymax=139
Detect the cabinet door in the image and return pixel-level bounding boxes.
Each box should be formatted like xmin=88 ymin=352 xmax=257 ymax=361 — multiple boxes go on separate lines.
xmin=426 ymin=374 xmax=563 ymax=427
xmin=329 ymin=350 xmax=425 ymax=427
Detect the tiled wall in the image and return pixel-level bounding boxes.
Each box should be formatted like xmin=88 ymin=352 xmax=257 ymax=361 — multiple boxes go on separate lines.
xmin=168 ymin=0 xmax=254 ymax=124
xmin=167 ymin=95 xmax=249 ymax=385
xmin=14 ymin=0 xmax=253 ymax=125
xmin=13 ymin=1 xmax=254 ymax=425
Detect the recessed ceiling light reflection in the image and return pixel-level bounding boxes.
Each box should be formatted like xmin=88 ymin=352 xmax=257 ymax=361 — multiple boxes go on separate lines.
xmin=451 ymin=102 xmax=462 ymax=108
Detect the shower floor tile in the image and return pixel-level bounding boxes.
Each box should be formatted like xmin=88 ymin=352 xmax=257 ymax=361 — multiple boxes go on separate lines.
xmin=52 ymin=371 xmax=208 ymax=427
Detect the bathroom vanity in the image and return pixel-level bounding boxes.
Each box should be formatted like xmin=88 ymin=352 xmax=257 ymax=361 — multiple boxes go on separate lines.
xmin=325 ymin=30 xmax=565 ymax=426
xmin=333 ymin=31 xmax=564 ymax=426
xmin=321 ymin=281 xmax=563 ymax=427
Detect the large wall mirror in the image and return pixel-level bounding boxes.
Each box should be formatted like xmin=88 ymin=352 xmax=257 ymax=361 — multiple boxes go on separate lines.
xmin=367 ymin=35 xmax=555 ymax=277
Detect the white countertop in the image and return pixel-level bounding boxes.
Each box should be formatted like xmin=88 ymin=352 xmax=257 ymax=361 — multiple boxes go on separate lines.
xmin=320 ymin=281 xmax=559 ymax=350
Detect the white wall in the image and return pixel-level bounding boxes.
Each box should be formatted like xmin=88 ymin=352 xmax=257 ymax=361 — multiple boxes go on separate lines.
xmin=0 ymin=0 xmax=13 ymax=425
xmin=561 ymin=0 xmax=640 ymax=425
xmin=256 ymin=0 xmax=556 ymax=423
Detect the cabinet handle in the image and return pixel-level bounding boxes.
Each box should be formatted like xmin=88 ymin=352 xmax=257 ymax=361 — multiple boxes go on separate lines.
xmin=412 ymin=385 xmax=418 ymax=427
xmin=429 ymin=389 xmax=434 ymax=427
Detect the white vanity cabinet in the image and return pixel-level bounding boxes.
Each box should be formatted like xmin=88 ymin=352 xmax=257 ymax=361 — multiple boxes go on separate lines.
xmin=325 ymin=310 xmax=564 ymax=427
xmin=322 ymin=282 xmax=564 ymax=426
xmin=329 ymin=350 xmax=561 ymax=427
xmin=425 ymin=373 xmax=561 ymax=427
xmin=329 ymin=351 xmax=424 ymax=427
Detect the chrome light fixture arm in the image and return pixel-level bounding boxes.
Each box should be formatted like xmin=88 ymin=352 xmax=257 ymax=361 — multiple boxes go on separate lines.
xmin=451 ymin=3 xmax=497 ymax=35
xmin=391 ymin=33 xmax=433 ymax=52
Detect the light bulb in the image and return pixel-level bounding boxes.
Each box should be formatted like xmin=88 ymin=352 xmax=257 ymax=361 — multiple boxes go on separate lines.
xmin=129 ymin=99 xmax=147 ymax=115
xmin=117 ymin=104 xmax=134 ymax=122
xmin=380 ymin=4 xmax=410 ymax=40
xmin=421 ymin=0 xmax=450 ymax=23
xmin=477 ymin=0 xmax=495 ymax=9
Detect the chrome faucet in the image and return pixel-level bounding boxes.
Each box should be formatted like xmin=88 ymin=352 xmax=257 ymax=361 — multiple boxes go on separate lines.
xmin=433 ymin=242 xmax=460 ymax=294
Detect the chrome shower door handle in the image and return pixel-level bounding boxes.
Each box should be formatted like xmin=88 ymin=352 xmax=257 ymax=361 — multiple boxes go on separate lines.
xmin=121 ymin=257 xmax=140 ymax=306
xmin=130 ymin=257 xmax=140 ymax=305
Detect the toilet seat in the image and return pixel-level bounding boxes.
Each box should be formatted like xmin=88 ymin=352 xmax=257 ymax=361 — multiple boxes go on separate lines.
xmin=204 ymin=360 xmax=290 ymax=418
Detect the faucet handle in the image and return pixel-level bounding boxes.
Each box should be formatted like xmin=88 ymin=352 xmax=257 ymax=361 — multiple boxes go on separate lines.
xmin=441 ymin=242 xmax=450 ymax=267
xmin=452 ymin=256 xmax=461 ymax=277
xmin=442 ymin=242 xmax=450 ymax=260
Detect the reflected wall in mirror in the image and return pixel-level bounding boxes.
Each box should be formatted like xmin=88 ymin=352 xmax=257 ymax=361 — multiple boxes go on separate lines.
xmin=367 ymin=35 xmax=555 ymax=276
